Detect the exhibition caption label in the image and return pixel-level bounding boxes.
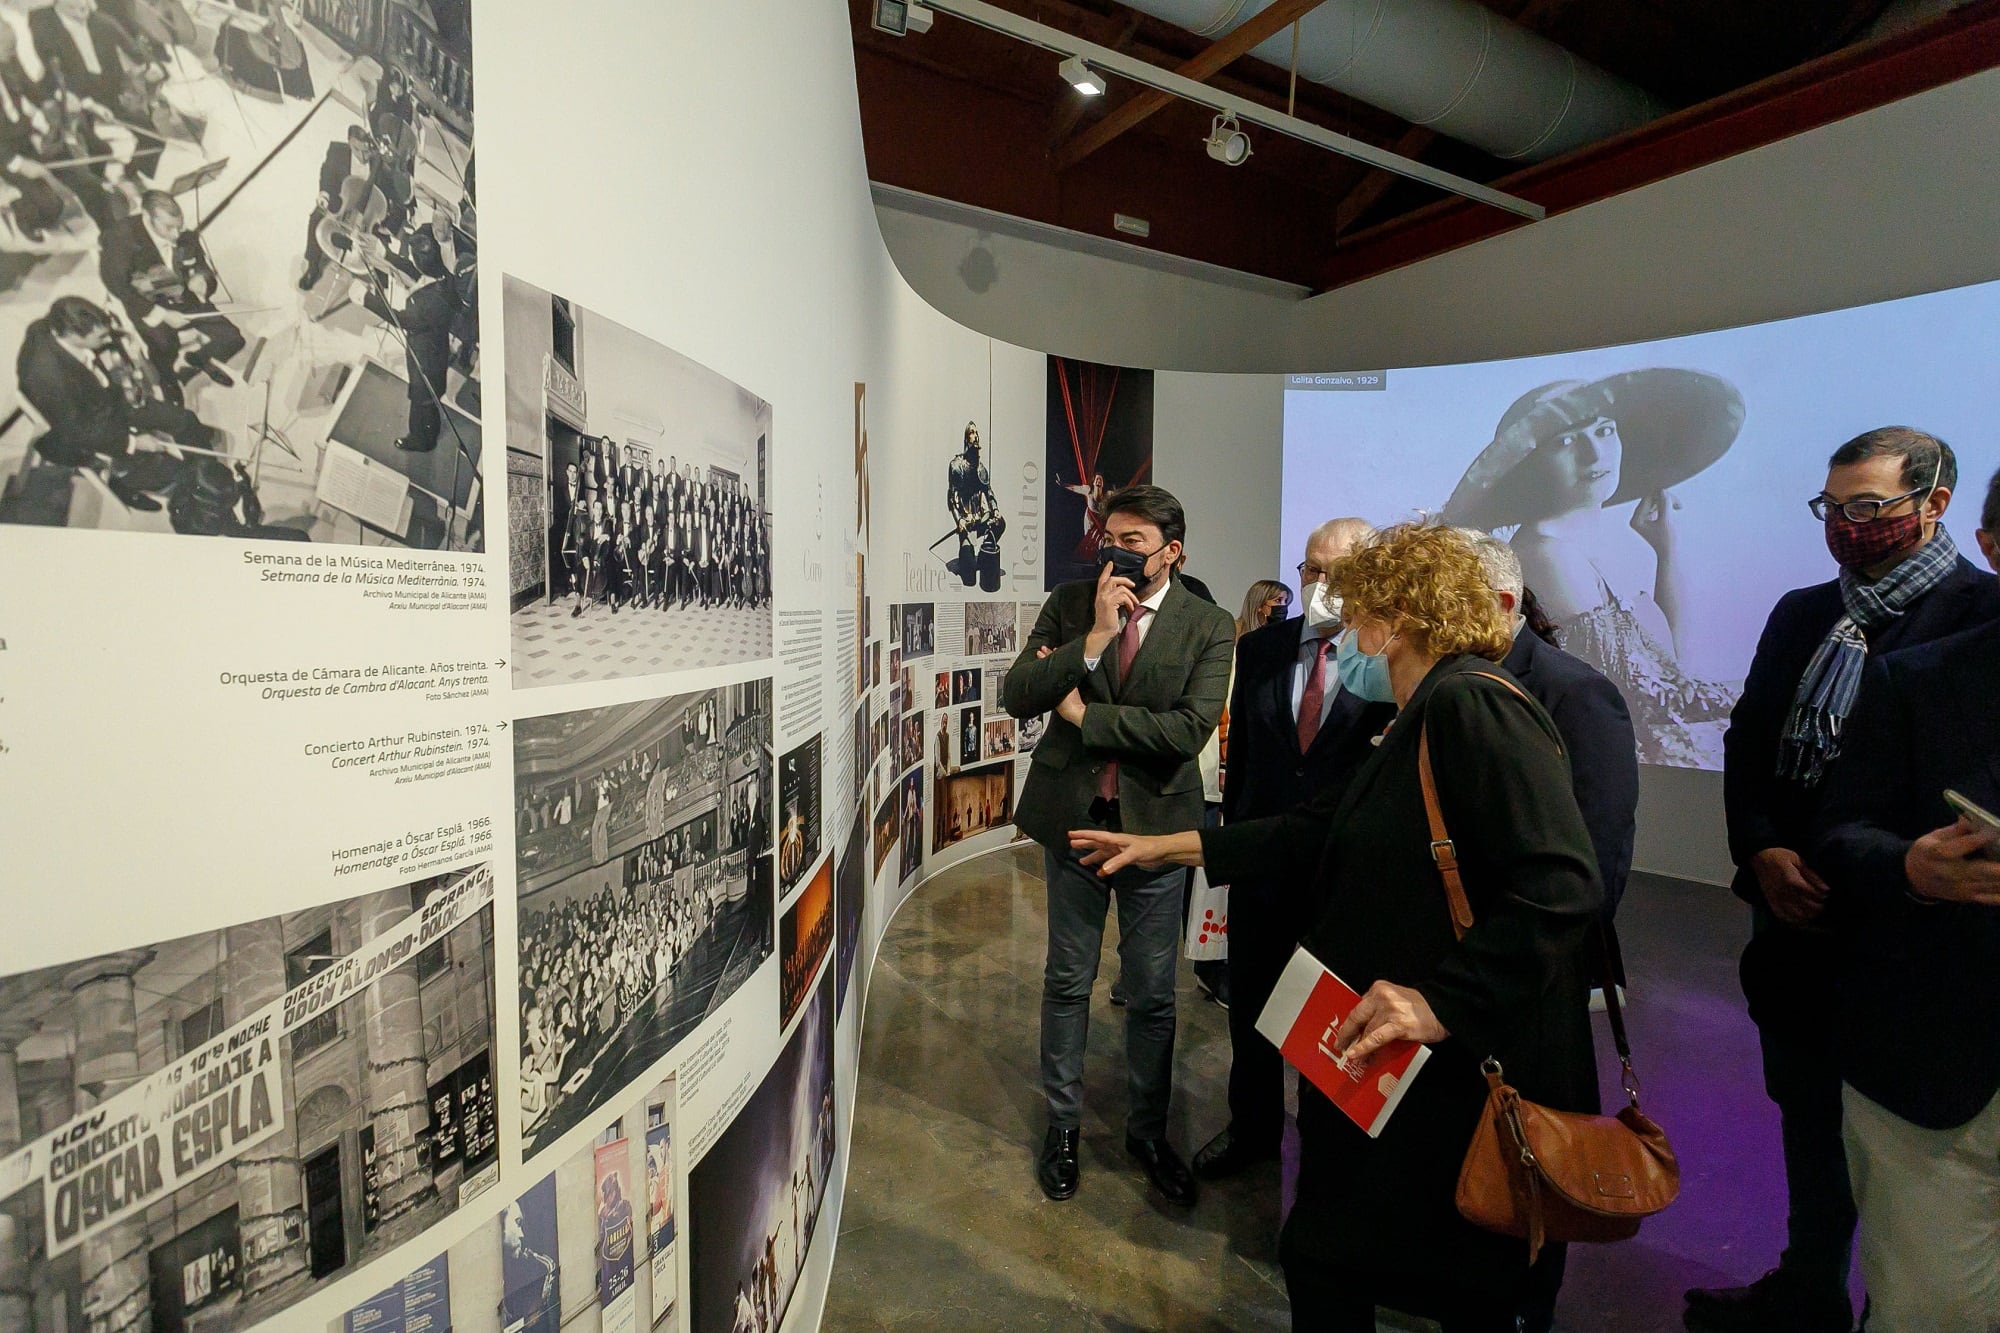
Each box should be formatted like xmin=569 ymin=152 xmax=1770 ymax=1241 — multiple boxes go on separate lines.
xmin=241 ymin=549 xmax=489 ymax=613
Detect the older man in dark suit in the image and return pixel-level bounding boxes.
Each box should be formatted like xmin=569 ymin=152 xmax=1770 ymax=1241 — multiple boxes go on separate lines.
xmin=1003 ymin=484 xmax=1235 ymax=1207
xmin=1690 ymin=428 xmax=1999 ymax=1333
xmin=1191 ymin=516 xmax=1391 ymax=1183
xmin=1811 ymin=467 xmax=2000 ymax=1333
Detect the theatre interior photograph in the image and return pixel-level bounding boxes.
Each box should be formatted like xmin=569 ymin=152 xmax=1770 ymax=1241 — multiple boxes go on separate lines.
xmin=1 ymin=1 xmax=1997 ymax=1332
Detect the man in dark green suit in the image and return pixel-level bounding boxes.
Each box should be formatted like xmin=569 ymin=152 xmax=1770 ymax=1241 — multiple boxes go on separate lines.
xmin=1002 ymin=485 xmax=1236 ymax=1206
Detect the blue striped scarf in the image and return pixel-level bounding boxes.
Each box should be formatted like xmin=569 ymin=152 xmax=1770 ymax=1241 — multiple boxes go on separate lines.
xmin=1777 ymin=529 xmax=1961 ymax=785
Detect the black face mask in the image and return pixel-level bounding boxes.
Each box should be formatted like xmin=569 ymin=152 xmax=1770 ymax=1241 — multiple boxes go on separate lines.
xmin=1099 ymin=544 xmax=1155 ymax=584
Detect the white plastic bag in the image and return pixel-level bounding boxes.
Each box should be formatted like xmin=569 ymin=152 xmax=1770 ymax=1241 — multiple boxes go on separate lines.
xmin=1185 ymin=868 xmax=1229 ymax=961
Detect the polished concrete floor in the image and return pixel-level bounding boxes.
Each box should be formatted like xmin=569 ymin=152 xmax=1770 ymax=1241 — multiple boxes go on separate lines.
xmin=827 ymin=846 xmax=1824 ymax=1332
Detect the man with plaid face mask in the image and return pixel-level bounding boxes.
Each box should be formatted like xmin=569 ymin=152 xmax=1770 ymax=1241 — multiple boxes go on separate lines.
xmin=1692 ymin=429 xmax=2000 ymax=1333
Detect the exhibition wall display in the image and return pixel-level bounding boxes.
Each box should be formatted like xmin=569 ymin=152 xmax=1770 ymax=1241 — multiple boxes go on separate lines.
xmin=1283 ymin=278 xmax=2000 ymax=768
xmin=0 ymin=3 xmax=1271 ymax=1330
xmin=4 ymin=0 xmax=1981 ymax=1329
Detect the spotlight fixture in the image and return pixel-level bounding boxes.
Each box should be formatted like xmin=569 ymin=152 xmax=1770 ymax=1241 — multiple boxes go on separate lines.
xmin=1059 ymin=55 xmax=1106 ymax=97
xmin=1204 ymin=112 xmax=1252 ymax=166
xmin=871 ymin=0 xmax=910 ymax=35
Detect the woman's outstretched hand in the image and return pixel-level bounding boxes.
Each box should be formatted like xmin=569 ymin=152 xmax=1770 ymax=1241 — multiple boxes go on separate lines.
xmin=1069 ymin=829 xmax=1163 ymax=876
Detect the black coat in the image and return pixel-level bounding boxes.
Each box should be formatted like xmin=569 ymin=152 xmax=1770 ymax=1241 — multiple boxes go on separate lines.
xmin=17 ymin=317 xmax=127 ymax=466
xmin=1723 ymin=559 xmax=1999 ymax=901
xmin=28 ymin=5 xmax=129 ymax=110
xmin=1501 ymin=628 xmax=1639 ymax=915
xmin=1203 ymin=656 xmax=1601 ymax=1307
xmin=1814 ymin=616 xmax=2000 ymax=1130
xmin=1222 ymin=616 xmax=1391 ymax=929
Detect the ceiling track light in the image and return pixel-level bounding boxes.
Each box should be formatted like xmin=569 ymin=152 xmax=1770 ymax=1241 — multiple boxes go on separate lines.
xmin=1204 ymin=112 xmax=1252 ymax=166
xmin=1059 ymin=54 xmax=1106 ymax=97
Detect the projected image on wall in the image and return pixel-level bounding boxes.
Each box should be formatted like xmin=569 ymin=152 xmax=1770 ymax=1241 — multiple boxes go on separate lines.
xmin=503 ymin=275 xmax=774 ymax=689
xmin=1283 ymin=279 xmax=2000 ymax=768
xmin=514 ymin=682 xmax=775 ymax=1155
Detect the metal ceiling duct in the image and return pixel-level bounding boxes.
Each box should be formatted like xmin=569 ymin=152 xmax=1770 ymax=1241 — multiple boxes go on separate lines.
xmin=1120 ymin=0 xmax=1667 ymax=161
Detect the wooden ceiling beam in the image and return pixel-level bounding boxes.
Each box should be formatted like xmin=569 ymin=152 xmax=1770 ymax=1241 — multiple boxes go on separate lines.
xmin=1051 ymin=0 xmax=1336 ymax=171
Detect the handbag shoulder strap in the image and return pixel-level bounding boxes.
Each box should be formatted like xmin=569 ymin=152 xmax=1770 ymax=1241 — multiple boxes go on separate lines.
xmin=1417 ymin=670 xmax=1534 ymax=941
xmin=1415 ymin=670 xmax=1640 ymax=1077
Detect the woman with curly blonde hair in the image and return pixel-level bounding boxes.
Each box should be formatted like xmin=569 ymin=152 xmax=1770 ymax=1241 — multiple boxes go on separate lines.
xmin=1074 ymin=522 xmax=1603 ymax=1331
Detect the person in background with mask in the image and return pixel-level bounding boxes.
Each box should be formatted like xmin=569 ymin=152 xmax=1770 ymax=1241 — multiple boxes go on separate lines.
xmin=1688 ymin=428 xmax=1999 ymax=1333
xmin=1810 ymin=463 xmax=2000 ymax=1333
xmin=1189 ymin=517 xmax=1392 ymax=1184
xmin=1002 ymin=484 xmax=1236 ymax=1208
xmin=1235 ymin=579 xmax=1293 ymax=637
xmin=1071 ymin=523 xmax=1600 ymax=1331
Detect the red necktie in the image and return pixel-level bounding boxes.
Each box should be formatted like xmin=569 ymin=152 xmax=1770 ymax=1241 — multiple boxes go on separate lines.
xmin=1297 ymin=635 xmax=1330 ymax=754
xmin=1097 ymin=607 xmax=1152 ymax=800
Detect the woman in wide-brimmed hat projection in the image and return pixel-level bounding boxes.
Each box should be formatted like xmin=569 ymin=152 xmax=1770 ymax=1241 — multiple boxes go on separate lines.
xmin=1443 ymin=368 xmax=1745 ymax=766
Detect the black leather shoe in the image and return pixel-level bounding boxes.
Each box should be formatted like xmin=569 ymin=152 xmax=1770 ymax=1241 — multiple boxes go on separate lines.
xmin=1037 ymin=1127 xmax=1079 ymax=1201
xmin=1684 ymin=1269 xmax=1852 ymax=1332
xmin=1191 ymin=1127 xmax=1277 ymax=1180
xmin=1126 ymin=1135 xmax=1196 ymax=1206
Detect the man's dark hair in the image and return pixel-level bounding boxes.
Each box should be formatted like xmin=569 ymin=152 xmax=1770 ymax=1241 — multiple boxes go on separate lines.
xmin=46 ymin=295 xmax=108 ymax=339
xmin=1102 ymin=484 xmax=1186 ymax=547
xmin=1982 ymin=463 xmax=1999 ymax=535
xmin=1827 ymin=426 xmax=1958 ymax=495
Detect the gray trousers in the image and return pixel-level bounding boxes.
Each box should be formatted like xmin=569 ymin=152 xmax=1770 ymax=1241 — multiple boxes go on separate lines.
xmin=1041 ymin=845 xmax=1183 ymax=1139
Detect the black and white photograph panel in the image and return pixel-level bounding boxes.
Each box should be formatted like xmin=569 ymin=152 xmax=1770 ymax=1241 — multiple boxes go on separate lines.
xmin=514 ymin=680 xmax=775 ymax=1157
xmin=688 ymin=963 xmax=835 ymax=1333
xmin=899 ymin=602 xmax=933 ymax=659
xmin=0 ymin=1 xmax=481 ymax=547
xmin=0 ymin=862 xmax=500 ymax=1333
xmin=962 ymin=600 xmax=1016 ymax=656
xmin=503 ymin=275 xmax=773 ymax=689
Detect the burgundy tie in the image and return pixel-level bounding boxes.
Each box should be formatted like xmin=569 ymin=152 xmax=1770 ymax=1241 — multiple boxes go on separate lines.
xmin=1097 ymin=607 xmax=1152 ymax=800
xmin=1297 ymin=635 xmax=1330 ymax=754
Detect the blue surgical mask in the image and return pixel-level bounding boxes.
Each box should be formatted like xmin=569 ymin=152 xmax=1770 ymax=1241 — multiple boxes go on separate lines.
xmin=1335 ymin=628 xmax=1397 ymax=703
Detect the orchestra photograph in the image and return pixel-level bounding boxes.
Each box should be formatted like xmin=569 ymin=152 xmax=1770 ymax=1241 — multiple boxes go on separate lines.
xmin=932 ymin=760 xmax=1014 ymax=853
xmin=962 ymin=598 xmax=1016 ymax=656
xmin=689 ymin=965 xmax=834 ymax=1333
xmin=503 ymin=275 xmax=774 ymax=690
xmin=0 ymin=0 xmax=482 ymax=548
xmin=513 ymin=680 xmax=775 ymax=1157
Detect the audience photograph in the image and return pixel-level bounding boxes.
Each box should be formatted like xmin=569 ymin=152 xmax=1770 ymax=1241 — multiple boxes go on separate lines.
xmin=514 ymin=681 xmax=775 ymax=1154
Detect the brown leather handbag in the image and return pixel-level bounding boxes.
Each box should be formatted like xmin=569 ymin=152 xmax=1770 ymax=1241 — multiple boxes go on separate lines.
xmin=1417 ymin=674 xmax=1680 ymax=1262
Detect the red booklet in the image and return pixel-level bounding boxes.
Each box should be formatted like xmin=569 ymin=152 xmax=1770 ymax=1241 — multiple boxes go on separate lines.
xmin=1255 ymin=947 xmax=1432 ymax=1138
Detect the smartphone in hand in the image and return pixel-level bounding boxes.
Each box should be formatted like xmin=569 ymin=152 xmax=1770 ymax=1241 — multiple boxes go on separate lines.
xmin=1944 ymin=789 xmax=2000 ymax=854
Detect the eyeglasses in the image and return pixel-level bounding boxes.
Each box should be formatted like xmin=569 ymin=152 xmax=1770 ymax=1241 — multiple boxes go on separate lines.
xmin=1807 ymin=486 xmax=1928 ymax=523
xmin=1295 ymin=561 xmax=1327 ymax=581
